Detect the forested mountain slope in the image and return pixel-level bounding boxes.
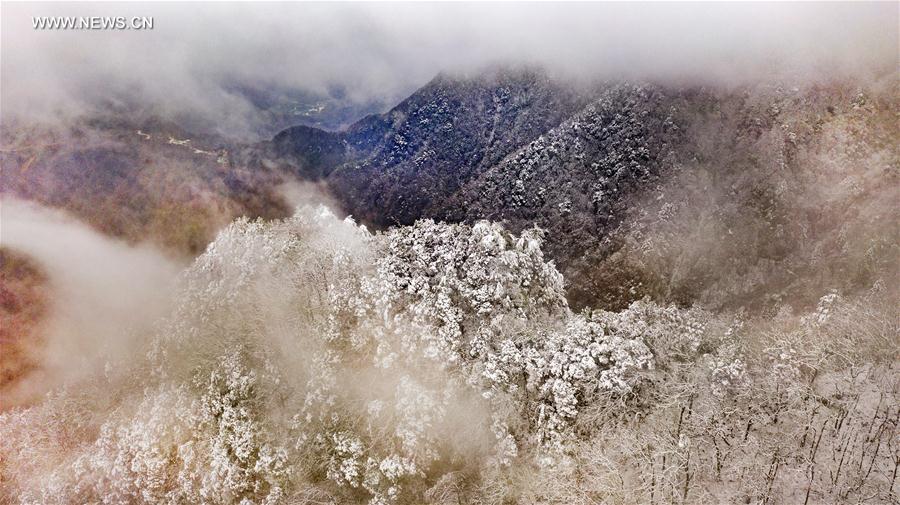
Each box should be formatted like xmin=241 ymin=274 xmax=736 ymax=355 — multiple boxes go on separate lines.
xmin=242 ymin=68 xmax=589 ymax=225
xmin=0 ymin=115 xmax=292 ymax=257
xmin=264 ymin=71 xmax=899 ymax=312
xmin=1 ymin=67 xmax=897 ymax=505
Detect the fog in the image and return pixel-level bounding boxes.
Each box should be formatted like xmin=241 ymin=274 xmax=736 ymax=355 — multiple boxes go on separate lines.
xmin=3 ymin=2 xmax=897 ymax=138
xmin=0 ymin=198 xmax=184 ymax=404
xmin=276 ymin=179 xmax=341 ymax=215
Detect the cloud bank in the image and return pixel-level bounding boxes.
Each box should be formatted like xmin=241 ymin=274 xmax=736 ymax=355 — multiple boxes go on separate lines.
xmin=2 ymin=2 xmax=897 ymax=136
xmin=0 ymin=198 xmax=183 ymax=404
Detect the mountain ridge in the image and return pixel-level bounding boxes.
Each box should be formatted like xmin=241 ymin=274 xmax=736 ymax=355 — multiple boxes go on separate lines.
xmin=255 ymin=70 xmax=899 ymax=311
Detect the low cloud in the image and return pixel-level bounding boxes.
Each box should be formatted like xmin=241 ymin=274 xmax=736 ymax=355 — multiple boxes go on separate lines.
xmin=2 ymin=3 xmax=897 ymax=138
xmin=0 ymin=198 xmax=184 ymax=403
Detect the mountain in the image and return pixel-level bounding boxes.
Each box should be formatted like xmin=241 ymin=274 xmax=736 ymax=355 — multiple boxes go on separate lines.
xmin=240 ymin=71 xmax=690 ymax=307
xmin=435 ymin=84 xmax=688 ymax=306
xmin=258 ymin=70 xmax=899 ymax=312
xmin=223 ymin=82 xmax=395 ymax=137
xmin=2 ymin=67 xmax=896 ymax=315
xmin=240 ymin=68 xmax=590 ymax=225
xmin=0 ymin=115 xmax=292 ymax=256
xmin=1 ymin=67 xmax=897 ymax=504
xmin=0 ymin=113 xmax=298 ymax=408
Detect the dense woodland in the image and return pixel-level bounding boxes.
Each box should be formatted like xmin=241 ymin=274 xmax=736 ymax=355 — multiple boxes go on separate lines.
xmin=1 ymin=68 xmax=897 ymax=504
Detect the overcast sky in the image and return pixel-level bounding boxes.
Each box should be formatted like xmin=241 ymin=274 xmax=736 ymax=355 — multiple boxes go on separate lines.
xmin=2 ymin=2 xmax=897 ymax=136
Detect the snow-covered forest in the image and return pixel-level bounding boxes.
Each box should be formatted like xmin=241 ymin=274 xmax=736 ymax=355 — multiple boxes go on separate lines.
xmin=2 ymin=204 xmax=896 ymax=504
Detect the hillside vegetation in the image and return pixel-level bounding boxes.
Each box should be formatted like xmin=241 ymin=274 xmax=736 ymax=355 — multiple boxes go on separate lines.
xmin=1 ymin=69 xmax=897 ymax=504
xmin=1 ymin=207 xmax=896 ymax=504
xmin=250 ymin=70 xmax=899 ymax=313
